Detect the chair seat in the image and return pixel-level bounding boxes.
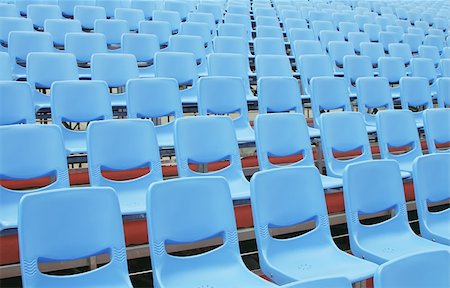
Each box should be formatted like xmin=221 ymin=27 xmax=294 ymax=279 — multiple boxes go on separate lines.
xmin=427 ymin=220 xmax=450 ymax=245
xmin=156 ymin=130 xmax=175 ymax=148
xmin=365 ymin=125 xmax=377 ymax=133
xmin=228 ymin=176 xmax=251 ymax=200
xmin=65 ymin=137 xmax=87 ymax=155
xmin=236 ymin=126 xmax=255 ymax=143
xmin=321 ymin=174 xmax=343 ymax=189
xmin=308 ymin=127 xmax=320 ymax=138
xmin=116 ymin=188 xmax=147 ymax=215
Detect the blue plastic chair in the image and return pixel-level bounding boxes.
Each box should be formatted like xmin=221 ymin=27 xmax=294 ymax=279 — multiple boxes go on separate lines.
xmin=255 ymin=113 xmax=342 ymax=188
xmin=292 ymin=40 xmax=323 ymax=60
xmin=328 ymin=41 xmax=355 ymax=74
xmin=374 ymin=250 xmax=450 ymax=288
xmin=207 ymin=53 xmax=256 ymax=101
xmin=126 ymin=78 xmax=183 ymax=149
xmin=174 ymin=116 xmax=250 ymax=200
xmin=0 ymin=52 xmax=12 ymax=80
xmin=311 ymin=20 xmax=335 ymax=40
xmin=354 ymin=14 xmax=373 ymax=32
xmin=441 ymin=59 xmax=450 ymax=77
xmin=224 ymin=13 xmax=253 ymax=41
xmin=288 ymin=28 xmax=315 ymax=43
xmin=65 ymin=32 xmax=107 ymax=78
xmin=255 ymin=17 xmax=279 ymax=29
xmin=256 ymin=26 xmax=284 ymax=39
xmin=0 ymin=81 xmax=35 ymax=125
xmin=51 ymin=80 xmax=113 ymax=155
xmin=217 ymin=23 xmax=248 ymax=39
xmin=343 ymin=55 xmax=373 ymax=95
xmin=255 ymin=55 xmax=296 ymax=84
xmin=363 ymin=23 xmax=381 ymax=42
xmin=91 ymin=53 xmax=139 ymax=107
xmin=0 ymin=124 xmax=69 ymax=231
xmin=339 ymin=22 xmax=359 ymax=40
xmin=74 ymin=5 xmax=106 ymax=30
xmin=298 ymin=55 xmax=334 ymax=97
xmin=254 ymin=37 xmax=287 ymax=56
xmin=250 ymin=166 xmax=377 ymax=285
xmin=58 ymin=0 xmax=95 ymax=18
xmin=94 ymin=19 xmax=129 ymax=51
xmin=187 ymin=12 xmax=216 ymax=37
xmin=121 ymin=33 xmax=159 ymax=78
xmin=197 ymin=2 xmax=222 ymax=24
xmin=44 ymin=19 xmax=81 ymax=48
xmin=413 ymin=154 xmax=450 ymax=245
xmin=27 ymin=52 xmax=79 ymax=111
xmin=169 ymin=35 xmax=207 ymax=76
xmin=400 ymin=77 xmax=433 ymax=128
xmin=179 ymin=22 xmax=213 ymax=54
xmin=155 ymin=51 xmax=199 ymax=104
xmin=424 ymin=34 xmax=445 ymax=54
xmin=212 ymin=36 xmax=254 ymax=76
xmin=164 ymin=0 xmax=189 ymax=21
xmin=147 ymin=177 xmax=277 ymax=288
xmin=411 ymin=57 xmax=438 ymax=96
xmin=356 ymin=77 xmax=394 ymax=127
xmin=359 ymin=42 xmax=385 ymax=72
xmin=114 ymin=7 xmax=144 ymax=31
xmin=437 ymin=77 xmax=450 ymax=108
xmin=18 ymin=186 xmax=132 ymax=287
xmin=283 ymin=18 xmax=307 ymax=32
xmin=319 ymin=111 xmax=374 ymax=178
xmin=378 ymin=57 xmax=407 ymax=98
xmin=281 ymin=277 xmax=352 ymax=288
xmin=152 ymin=9 xmax=181 ymax=34
xmin=403 ymin=32 xmax=424 ymax=54
xmin=139 ymin=20 xmax=171 ymax=48
xmin=319 ymin=30 xmax=344 ymax=53
xmin=0 ymin=3 xmax=19 ymax=17
xmin=376 ymin=110 xmax=423 ymax=174
xmin=131 ymin=0 xmax=162 ymax=20
xmin=379 ymin=31 xmax=400 ymax=53
xmin=0 ymin=17 xmax=33 ymax=52
xmin=27 ymin=4 xmax=62 ymax=30
xmin=423 ymin=108 xmax=450 ymax=154
xmin=419 ymin=45 xmax=441 ymax=68
xmin=15 ymin=0 xmax=58 ymax=16
xmin=87 ymin=119 xmax=163 ymax=215
xmin=8 ymin=31 xmax=53 ymax=79
xmin=388 ymin=43 xmax=413 ymax=73
xmin=343 ymin=160 xmax=450 ymax=264
xmin=198 ymin=76 xmax=255 ymax=143
xmin=347 ymin=32 xmax=370 ymax=54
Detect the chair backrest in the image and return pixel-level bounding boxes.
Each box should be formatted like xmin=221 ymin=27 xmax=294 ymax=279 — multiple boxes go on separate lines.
xmin=217 ymin=23 xmax=247 ymax=39
xmin=197 ymin=2 xmax=222 ymax=23
xmin=187 ymin=12 xmax=216 ymax=34
xmin=360 ymin=42 xmax=385 ymax=67
xmin=400 ymin=77 xmax=433 ymax=111
xmin=51 ymin=80 xmax=113 ymax=152
xmin=423 ymin=108 xmax=450 ymax=154
xmin=152 ymin=9 xmax=182 ymax=33
xmin=0 ymin=81 xmax=35 ymax=125
xmin=0 ymin=124 xmax=69 ymax=230
xmin=418 ymin=45 xmax=440 ymax=66
xmin=338 ymin=22 xmax=359 ymax=39
xmin=59 ymin=0 xmax=95 ymax=18
xmin=147 ymin=176 xmax=242 ymax=287
xmin=376 ymin=110 xmax=423 ymax=171
xmin=292 ymin=40 xmax=323 ymax=58
xmin=363 ymin=23 xmax=381 ymax=41
xmin=94 ymin=19 xmax=129 ymax=45
xmin=343 ymin=160 xmax=413 ymax=260
xmin=207 ymin=53 xmax=250 ymax=91
xmin=87 ymin=119 xmax=163 ymax=197
xmin=388 ymin=43 xmax=412 ymax=66
xmin=164 ymin=0 xmax=189 ymax=20
xmin=131 ymin=0 xmax=163 ymax=20
xmin=378 ymin=56 xmax=406 ymax=84
xmin=403 ymin=32 xmax=423 ymax=53
xmin=255 ymin=16 xmax=279 ymax=28
xmin=65 ymin=32 xmax=108 ymax=63
xmin=179 ymin=21 xmax=212 ymax=45
xmin=44 ymin=19 xmax=82 ymax=47
xmin=213 ymin=36 xmax=250 ymax=58
xmin=257 ymin=76 xmax=303 ymax=114
xmin=27 ymin=52 xmax=79 ymax=89
xmin=379 ymin=31 xmax=401 ymax=52
xmin=115 ymin=7 xmax=145 ymax=31
xmin=155 ymin=51 xmax=198 ymax=85
xmin=255 ymin=55 xmax=293 ymax=80
xmin=91 ymin=53 xmax=139 ymax=88
xmin=356 ymin=77 xmax=394 ymax=126
xmin=255 ymin=113 xmax=314 ymax=170
xmin=0 ymin=3 xmax=19 ymax=17
xmin=256 ymin=26 xmax=283 ymax=39
xmin=320 ymin=111 xmax=372 ymax=178
xmin=343 ymin=55 xmax=373 ymax=87
xmin=96 ymin=0 xmax=130 ymax=18
xmin=411 ymin=57 xmax=437 ymax=83
xmin=319 ymin=30 xmax=344 ymax=52
xmin=347 ymin=32 xmax=370 ymax=54
xmin=311 ymin=20 xmax=335 ymax=39
xmin=373 ymin=251 xmax=450 ymax=288
xmin=0 ymin=52 xmax=12 ymax=80
xmin=328 ymin=41 xmax=355 ymax=67
xmin=298 ymin=55 xmax=334 ymax=96
xmin=310 ymin=76 xmax=351 ymax=126
xmin=27 ymin=4 xmax=62 ymax=29
xmin=169 ymin=34 xmax=206 ymax=64
xmin=18 ymin=187 xmax=132 ymax=287
xmin=289 ymin=28 xmax=315 ymax=42
xmin=254 ymin=37 xmax=286 ymax=56
xmin=73 ymin=5 xmax=106 ymax=30
xmin=437 ymin=78 xmax=450 ymax=108
xmin=121 ymin=33 xmax=159 ymax=63
xmin=138 ymin=20 xmax=171 ymax=46
xmin=441 ymin=59 xmax=450 ymax=77
xmin=0 ymin=17 xmax=33 ymax=46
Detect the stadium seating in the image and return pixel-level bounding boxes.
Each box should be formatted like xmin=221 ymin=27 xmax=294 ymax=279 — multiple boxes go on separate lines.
xmin=0 ymin=81 xmax=35 ymax=125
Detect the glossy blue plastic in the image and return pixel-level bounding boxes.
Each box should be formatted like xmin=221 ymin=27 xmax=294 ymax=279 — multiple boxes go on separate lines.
xmin=318 ymin=30 xmax=345 ymax=53
xmin=419 ymin=44 xmax=441 ymax=66
xmin=298 ymin=55 xmax=334 ymax=97
xmin=44 ymin=19 xmax=81 ymax=47
xmin=121 ymin=33 xmax=159 ymax=78
xmin=376 ymin=110 xmax=422 ymax=173
xmin=251 ymin=166 xmax=377 ymax=284
xmin=126 ymin=78 xmax=183 ymax=148
xmin=343 ymin=55 xmax=373 ymax=95
xmin=8 ymin=31 xmax=53 ymax=78
xmin=155 ymin=51 xmax=198 ymax=104
xmin=164 ymin=0 xmax=189 ymax=21
xmin=51 ymin=80 xmax=113 ymax=155
xmin=198 ymin=76 xmax=254 ymax=143
xmin=0 ymin=3 xmax=19 ymax=17
xmin=94 ymin=19 xmax=129 ymax=49
xmin=58 ymin=0 xmax=95 ymax=18
xmin=254 ymin=37 xmax=287 ymax=56
xmin=328 ymin=41 xmax=355 ymax=74
xmin=217 ymin=23 xmax=248 ymax=39
xmin=179 ymin=22 xmax=213 ymax=54
xmin=255 ymin=113 xmax=341 ymax=188
xmin=96 ymin=0 xmax=130 ymax=17
xmin=0 ymin=124 xmax=69 ymax=231
xmin=360 ymin=42 xmax=385 ymax=70
xmin=91 ymin=53 xmax=139 ymax=107
xmin=400 ymin=77 xmax=433 ymax=128
xmin=114 ymin=7 xmax=144 ymax=31
xmin=363 ymin=23 xmax=381 ymax=42
xmin=131 ymin=0 xmax=162 ymax=20
xmin=339 ymin=22 xmax=359 ymax=40
xmin=26 ymin=52 xmax=79 ymax=111
xmin=437 ymin=77 xmax=450 ymax=108
xmin=320 ymin=111 xmax=373 ymax=178
xmin=0 ymin=52 xmax=11 ymax=80
xmin=255 ymin=55 xmax=293 ymax=81
xmin=187 ymin=12 xmax=216 ymax=36
xmin=292 ymin=40 xmax=323 ymax=60
xmin=379 ymin=31 xmax=400 ymax=53
xmin=213 ymin=35 xmax=252 ymax=59
xmin=147 ymin=177 xmax=277 ymax=288
xmin=425 ymin=108 xmax=450 ymax=153
xmin=174 ymin=116 xmax=250 ymax=200
xmin=413 ymin=154 xmax=450 ymax=244
xmin=152 ymin=9 xmax=181 ymax=33
xmin=0 ymin=81 xmax=35 ymax=125
xmin=343 ymin=159 xmax=449 ymax=264
xmin=27 ymin=4 xmax=61 ymax=29
xmin=356 ymin=77 xmax=394 ymax=127
xmin=403 ymin=33 xmax=423 ymax=54
xmin=281 ymin=277 xmax=352 ymax=288
xmin=347 ymin=32 xmax=370 ymax=54
xmin=138 ymin=20 xmax=171 ymax=47
xmin=374 ymin=250 xmax=450 ymax=288
xmin=74 ymin=5 xmax=106 ymax=30
xmin=197 ymin=2 xmax=222 ymax=23
xmin=378 ymin=56 xmax=406 ymax=98
xmin=411 ymin=57 xmax=438 ymax=95
xmin=87 ymin=119 xmax=163 ymax=215
xmin=169 ymin=35 xmax=207 ymax=75
xmin=388 ymin=43 xmax=413 ymax=69
xmin=289 ymin=28 xmax=315 ymax=42
xmin=224 ymin=13 xmax=252 ymax=41
xmin=311 ymin=20 xmax=334 ymax=40
xmin=207 ymin=53 xmax=256 ymax=101
xmin=0 ymin=17 xmax=33 ymax=52
xmin=18 ymin=187 xmax=132 ymax=287
xmin=256 ymin=26 xmax=283 ymax=39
